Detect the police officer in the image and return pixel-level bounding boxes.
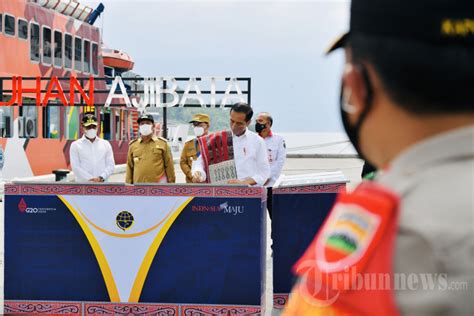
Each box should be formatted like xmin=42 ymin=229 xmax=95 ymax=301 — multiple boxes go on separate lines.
xmin=180 ymin=113 xmax=210 ymax=183
xmin=126 ymin=113 xmax=175 ymax=184
xmin=284 ymin=0 xmax=474 ymax=315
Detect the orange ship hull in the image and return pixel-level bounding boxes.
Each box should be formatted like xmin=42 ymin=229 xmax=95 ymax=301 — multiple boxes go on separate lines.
xmin=0 ymin=0 xmax=137 ymax=180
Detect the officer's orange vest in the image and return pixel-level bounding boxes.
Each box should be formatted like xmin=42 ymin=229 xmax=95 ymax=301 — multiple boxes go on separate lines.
xmin=283 ymin=182 xmax=400 ymax=316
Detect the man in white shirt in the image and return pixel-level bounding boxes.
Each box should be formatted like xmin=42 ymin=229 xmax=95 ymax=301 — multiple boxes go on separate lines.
xmin=256 ymin=112 xmax=286 ymax=187
xmin=70 ymin=114 xmax=115 ymax=182
xmin=256 ymin=112 xmax=286 ymax=219
xmin=193 ymin=103 xmax=270 ymax=186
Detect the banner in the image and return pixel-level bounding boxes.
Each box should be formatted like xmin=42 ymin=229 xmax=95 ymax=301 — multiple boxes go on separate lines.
xmin=4 ymin=183 xmax=266 ymax=315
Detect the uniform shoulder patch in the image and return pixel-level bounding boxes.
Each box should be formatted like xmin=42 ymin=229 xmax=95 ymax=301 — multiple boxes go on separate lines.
xmin=316 ymin=202 xmax=381 ymax=272
xmin=129 ymin=139 xmax=138 ymax=145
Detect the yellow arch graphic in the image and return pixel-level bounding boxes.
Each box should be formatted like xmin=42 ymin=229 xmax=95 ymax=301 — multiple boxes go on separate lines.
xmin=77 ymin=205 xmax=176 ymax=238
xmin=128 ymin=197 xmax=194 ymax=302
xmin=58 ymin=195 xmax=120 ymax=302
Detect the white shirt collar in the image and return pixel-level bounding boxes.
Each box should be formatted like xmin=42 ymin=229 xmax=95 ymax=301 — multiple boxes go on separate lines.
xmin=81 ymin=135 xmax=99 ymax=144
xmin=232 ymin=128 xmax=248 ymax=138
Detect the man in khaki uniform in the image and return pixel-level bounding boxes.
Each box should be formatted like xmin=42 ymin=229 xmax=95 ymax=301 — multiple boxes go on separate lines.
xmin=126 ymin=113 xmax=175 ymax=184
xmin=180 ymin=113 xmax=210 ymax=183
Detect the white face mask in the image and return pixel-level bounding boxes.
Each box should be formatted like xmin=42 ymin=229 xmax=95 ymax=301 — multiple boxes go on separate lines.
xmin=85 ymin=128 xmax=97 ymax=139
xmin=193 ymin=126 xmax=205 ymax=137
xmin=139 ymin=124 xmax=153 ymax=136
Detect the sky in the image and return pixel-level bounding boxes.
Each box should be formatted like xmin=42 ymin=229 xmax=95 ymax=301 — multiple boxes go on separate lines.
xmin=82 ymin=0 xmax=350 ymax=132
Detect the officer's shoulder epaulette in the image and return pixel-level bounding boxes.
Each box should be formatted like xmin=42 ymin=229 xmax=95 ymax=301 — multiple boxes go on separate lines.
xmin=129 ymin=138 xmax=139 ymax=145
xmin=158 ymin=136 xmax=168 ymax=142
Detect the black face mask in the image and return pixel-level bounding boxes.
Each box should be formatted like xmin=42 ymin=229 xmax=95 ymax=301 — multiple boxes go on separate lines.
xmin=255 ymin=122 xmax=266 ymax=133
xmin=340 ymin=65 xmax=374 ymax=164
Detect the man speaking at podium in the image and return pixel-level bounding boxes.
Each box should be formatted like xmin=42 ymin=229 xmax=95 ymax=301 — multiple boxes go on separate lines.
xmin=192 ymin=103 xmax=270 ymax=186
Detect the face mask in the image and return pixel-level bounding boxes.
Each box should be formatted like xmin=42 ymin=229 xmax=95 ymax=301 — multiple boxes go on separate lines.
xmin=85 ymin=128 xmax=97 ymax=139
xmin=139 ymin=124 xmax=153 ymax=136
xmin=339 ymin=64 xmax=373 ymax=164
xmin=193 ymin=126 xmax=205 ymax=137
xmin=255 ymin=122 xmax=266 ymax=133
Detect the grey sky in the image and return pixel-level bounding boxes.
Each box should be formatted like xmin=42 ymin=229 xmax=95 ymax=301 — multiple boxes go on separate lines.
xmin=83 ymin=0 xmax=350 ymax=132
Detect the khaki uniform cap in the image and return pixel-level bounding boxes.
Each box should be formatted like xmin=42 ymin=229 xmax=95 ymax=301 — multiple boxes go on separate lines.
xmin=189 ymin=113 xmax=210 ymax=124
xmin=82 ymin=115 xmax=98 ymax=127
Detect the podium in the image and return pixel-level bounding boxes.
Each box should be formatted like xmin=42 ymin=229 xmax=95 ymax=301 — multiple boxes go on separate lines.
xmin=271 ymin=171 xmax=347 ymax=308
xmin=3 ymin=182 xmax=266 ymax=315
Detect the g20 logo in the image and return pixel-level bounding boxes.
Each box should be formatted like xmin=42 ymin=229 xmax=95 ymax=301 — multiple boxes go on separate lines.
xmin=18 ymin=199 xmax=51 ymax=214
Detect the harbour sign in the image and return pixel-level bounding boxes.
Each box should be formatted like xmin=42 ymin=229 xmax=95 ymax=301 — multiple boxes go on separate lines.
xmin=0 ymin=76 xmax=251 ymax=108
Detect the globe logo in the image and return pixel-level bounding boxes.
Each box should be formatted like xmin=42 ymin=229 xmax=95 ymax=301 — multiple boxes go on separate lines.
xmin=116 ymin=211 xmax=134 ymax=231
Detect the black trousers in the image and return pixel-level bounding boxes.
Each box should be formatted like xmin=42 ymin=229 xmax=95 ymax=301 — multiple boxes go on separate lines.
xmin=267 ymin=187 xmax=273 ymax=220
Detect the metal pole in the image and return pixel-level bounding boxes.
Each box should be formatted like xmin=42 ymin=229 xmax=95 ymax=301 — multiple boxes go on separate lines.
xmin=162 ymin=79 xmax=168 ymax=139
xmin=247 ymin=78 xmax=251 ymax=106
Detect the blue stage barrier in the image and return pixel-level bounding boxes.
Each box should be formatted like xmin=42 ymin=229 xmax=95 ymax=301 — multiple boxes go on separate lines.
xmin=4 ymin=182 xmax=266 ymax=315
xmin=272 ymin=180 xmax=346 ymax=309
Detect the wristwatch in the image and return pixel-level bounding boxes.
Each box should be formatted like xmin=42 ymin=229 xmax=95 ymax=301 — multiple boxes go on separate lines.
xmin=98 ymin=176 xmax=105 ymax=182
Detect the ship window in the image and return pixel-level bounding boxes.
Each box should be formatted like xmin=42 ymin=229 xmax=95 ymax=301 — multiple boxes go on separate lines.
xmin=18 ymin=106 xmax=38 ymax=138
xmin=114 ymin=109 xmax=121 ymax=140
xmin=74 ymin=37 xmax=82 ymax=72
xmin=100 ymin=108 xmax=112 ymax=140
xmin=128 ymin=111 xmax=137 ymax=139
xmin=123 ymin=110 xmax=130 ymax=140
xmin=30 ymin=23 xmax=40 ymax=62
xmin=0 ymin=107 xmax=13 ymax=138
xmin=64 ymin=34 xmax=73 ymax=69
xmin=42 ymin=26 xmax=52 ymax=65
xmin=43 ymin=106 xmax=60 ymax=139
xmin=116 ymin=109 xmax=129 ymax=141
xmin=83 ymin=40 xmax=91 ymax=73
xmin=64 ymin=107 xmax=80 ymax=140
xmin=53 ymin=30 xmax=62 ymax=67
xmin=18 ymin=19 xmax=28 ymax=39
xmin=92 ymin=42 xmax=99 ymax=75
xmin=4 ymin=14 xmax=15 ymax=36
xmin=104 ymin=66 xmax=114 ymax=77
